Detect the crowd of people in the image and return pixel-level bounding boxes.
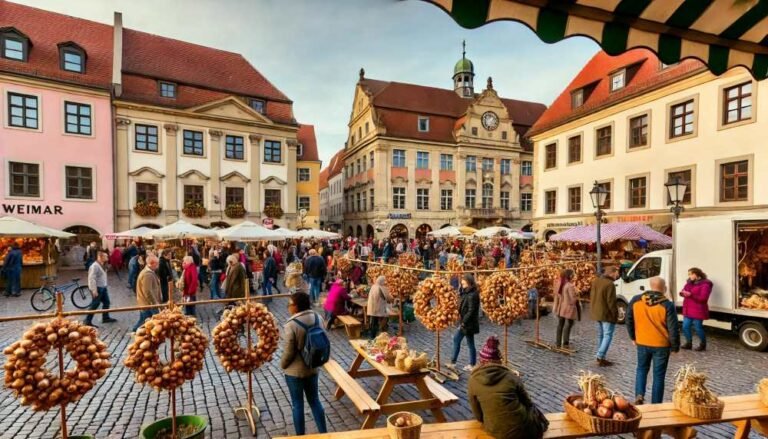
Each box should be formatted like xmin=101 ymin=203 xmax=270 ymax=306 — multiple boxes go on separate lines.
xmin=1 ymin=232 xmax=718 ymax=438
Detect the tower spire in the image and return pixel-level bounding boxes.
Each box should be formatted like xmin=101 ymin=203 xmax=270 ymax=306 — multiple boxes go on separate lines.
xmin=462 ymin=40 xmax=466 ymax=59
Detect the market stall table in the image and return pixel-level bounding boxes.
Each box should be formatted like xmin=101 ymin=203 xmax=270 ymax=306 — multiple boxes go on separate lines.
xmin=329 ymin=339 xmax=457 ymax=429
xmin=349 ymin=298 xmax=399 ymax=327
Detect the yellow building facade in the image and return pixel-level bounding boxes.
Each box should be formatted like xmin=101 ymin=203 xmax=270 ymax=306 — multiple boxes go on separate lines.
xmin=296 ymin=124 xmax=322 ymax=229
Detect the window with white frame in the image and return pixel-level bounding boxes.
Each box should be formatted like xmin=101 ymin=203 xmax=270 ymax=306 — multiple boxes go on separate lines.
xmin=500 ymin=159 xmax=511 ymax=175
xmin=416 ymin=188 xmax=429 ymax=210
xmin=520 ymin=193 xmax=532 ymax=212
xmin=441 ymin=189 xmax=453 ymax=210
xmin=482 ymin=183 xmax=493 ymax=208
xmin=416 ymin=151 xmax=429 ymax=169
xmin=465 ymin=189 xmax=476 ymax=208
xmin=418 ymin=116 xmax=429 ymax=132
xmin=482 ymin=158 xmax=494 ymax=172
xmin=298 ymin=168 xmax=310 ymax=182
xmin=521 ymin=160 xmax=532 ymax=176
xmin=393 ymin=149 xmax=406 ymax=167
xmin=500 ymin=191 xmax=510 ymax=210
xmin=610 ymin=69 xmax=625 ymax=91
xmin=440 ymin=154 xmax=453 ymax=170
xmin=393 ymin=187 xmax=405 ymax=209
xmin=466 ymin=156 xmax=477 ymax=172
xmin=298 ymin=196 xmax=310 ymax=210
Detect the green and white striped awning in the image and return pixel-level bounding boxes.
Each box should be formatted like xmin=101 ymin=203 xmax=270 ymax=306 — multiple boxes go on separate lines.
xmin=423 ymin=0 xmax=768 ymax=79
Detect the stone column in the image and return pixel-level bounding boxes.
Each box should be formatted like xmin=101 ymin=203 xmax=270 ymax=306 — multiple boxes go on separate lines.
xmin=286 ymin=139 xmax=298 ymax=227
xmin=164 ymin=123 xmax=179 ymax=223
xmin=115 ymin=117 xmax=131 ymax=230
xmin=248 ymin=134 xmax=261 ymax=218
xmin=209 ymin=129 xmax=222 ymax=221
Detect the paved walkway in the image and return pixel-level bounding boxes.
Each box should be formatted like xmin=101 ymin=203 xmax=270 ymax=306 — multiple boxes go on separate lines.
xmin=1 ymin=269 xmax=766 ymax=438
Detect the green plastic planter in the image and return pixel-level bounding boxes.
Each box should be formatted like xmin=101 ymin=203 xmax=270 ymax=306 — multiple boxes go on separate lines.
xmin=140 ymin=415 xmax=208 ymax=439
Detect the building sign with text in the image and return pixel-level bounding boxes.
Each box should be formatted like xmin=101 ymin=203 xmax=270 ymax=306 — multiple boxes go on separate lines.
xmin=2 ymin=204 xmax=63 ymax=215
xmin=388 ymin=213 xmax=412 ymax=220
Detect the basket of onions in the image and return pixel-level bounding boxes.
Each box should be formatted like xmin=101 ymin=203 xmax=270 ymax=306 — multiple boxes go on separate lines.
xmin=564 ymin=372 xmax=641 ymax=434
xmin=386 ymin=411 xmax=422 ymax=439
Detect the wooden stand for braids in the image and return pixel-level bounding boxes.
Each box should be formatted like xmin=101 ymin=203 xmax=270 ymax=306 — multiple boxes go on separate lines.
xmin=55 ymin=292 xmax=68 ymax=439
xmin=168 ymin=280 xmax=177 ymax=438
xmin=234 ymin=277 xmax=260 ymax=436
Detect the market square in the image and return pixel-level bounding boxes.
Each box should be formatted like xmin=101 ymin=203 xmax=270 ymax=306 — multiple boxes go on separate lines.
xmin=2 ymin=1 xmax=768 ymax=439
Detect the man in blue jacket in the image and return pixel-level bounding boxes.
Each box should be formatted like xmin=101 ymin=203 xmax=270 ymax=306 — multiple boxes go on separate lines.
xmin=2 ymin=243 xmax=23 ymax=297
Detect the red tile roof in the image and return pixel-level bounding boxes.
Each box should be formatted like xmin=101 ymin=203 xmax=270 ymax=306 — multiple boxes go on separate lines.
xmin=530 ymin=49 xmax=706 ymax=135
xmin=0 ymin=1 xmax=113 ymax=89
xmin=327 ymin=149 xmax=345 ymax=178
xmin=297 ymin=124 xmax=320 ymax=162
xmin=359 ymin=78 xmax=546 ymax=144
xmin=319 ymin=167 xmax=329 ymax=190
xmin=119 ymin=28 xmax=295 ymax=125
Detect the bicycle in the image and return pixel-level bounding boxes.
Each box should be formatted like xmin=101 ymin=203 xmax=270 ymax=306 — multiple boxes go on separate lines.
xmin=30 ymin=275 xmax=92 ymax=312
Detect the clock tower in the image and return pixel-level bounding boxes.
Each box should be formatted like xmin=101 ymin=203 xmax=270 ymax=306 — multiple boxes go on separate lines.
xmin=453 ymin=40 xmax=474 ymax=98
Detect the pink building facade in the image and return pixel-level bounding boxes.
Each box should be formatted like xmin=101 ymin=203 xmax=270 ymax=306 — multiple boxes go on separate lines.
xmin=1 ymin=4 xmax=116 ymax=249
xmin=0 ymin=78 xmax=114 ymax=241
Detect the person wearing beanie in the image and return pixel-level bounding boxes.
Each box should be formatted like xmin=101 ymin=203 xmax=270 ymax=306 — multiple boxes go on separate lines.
xmin=447 ymin=273 xmax=480 ymax=372
xmin=468 ymin=336 xmax=549 ymax=439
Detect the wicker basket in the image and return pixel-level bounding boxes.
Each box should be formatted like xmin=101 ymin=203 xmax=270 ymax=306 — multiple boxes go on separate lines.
xmin=564 ymin=395 xmax=642 ymax=434
xmin=673 ymin=392 xmax=725 ymax=419
xmin=387 ymin=412 xmax=422 ymax=439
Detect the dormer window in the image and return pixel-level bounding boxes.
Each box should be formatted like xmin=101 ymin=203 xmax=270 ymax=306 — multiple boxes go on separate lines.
xmin=1 ymin=29 xmax=29 ymax=61
xmin=571 ymin=89 xmax=584 ymax=108
xmin=159 ymin=81 xmax=176 ymax=98
xmin=418 ymin=116 xmax=429 ymax=132
xmin=249 ymin=98 xmax=265 ymax=114
xmin=610 ymin=69 xmax=625 ymax=92
xmin=297 ymin=143 xmax=304 ymax=157
xmin=57 ymin=43 xmax=86 ymax=73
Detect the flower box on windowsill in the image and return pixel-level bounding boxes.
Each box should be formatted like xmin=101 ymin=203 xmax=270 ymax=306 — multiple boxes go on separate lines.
xmin=133 ymin=200 xmax=162 ymax=217
xmin=225 ymin=203 xmax=246 ymax=219
xmin=182 ymin=203 xmax=207 ymax=218
xmin=264 ymin=204 xmax=283 ymax=219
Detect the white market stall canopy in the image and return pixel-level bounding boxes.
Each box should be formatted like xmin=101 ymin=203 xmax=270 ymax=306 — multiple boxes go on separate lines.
xmin=423 ymin=0 xmax=768 ymax=81
xmin=274 ymin=227 xmax=300 ymax=238
xmin=216 ymin=221 xmax=287 ymax=241
xmin=550 ymin=222 xmax=673 ymax=246
xmin=0 ymin=216 xmax=75 ymax=238
xmin=104 ymin=226 xmax=155 ymax=240
xmin=428 ymin=226 xmax=477 ymax=238
xmin=473 ymin=226 xmax=535 ymax=239
xmin=296 ymin=229 xmax=342 ymax=240
xmin=144 ymin=220 xmax=218 ymax=241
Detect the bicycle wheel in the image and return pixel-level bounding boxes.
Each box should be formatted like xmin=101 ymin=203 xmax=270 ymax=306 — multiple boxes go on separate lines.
xmin=71 ymin=286 xmax=93 ymax=309
xmin=31 ymin=287 xmax=55 ymax=312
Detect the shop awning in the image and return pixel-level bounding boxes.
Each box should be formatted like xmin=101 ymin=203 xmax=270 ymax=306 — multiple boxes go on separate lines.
xmin=144 ymin=220 xmax=218 ymax=241
xmin=216 ymin=221 xmax=287 ymax=242
xmin=296 ymin=229 xmax=342 ymax=240
xmin=0 ymin=216 xmax=75 ymax=238
xmin=550 ymin=222 xmax=672 ymax=245
xmin=428 ymin=225 xmax=478 ymax=238
xmin=422 ymin=0 xmax=768 ymax=80
xmin=104 ymin=226 xmax=155 ymax=240
xmin=473 ymin=226 xmax=535 ymax=239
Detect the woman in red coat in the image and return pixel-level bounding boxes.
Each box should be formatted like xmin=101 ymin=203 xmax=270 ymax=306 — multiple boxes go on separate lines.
xmin=679 ymin=267 xmax=712 ymax=351
xmin=181 ymin=255 xmax=199 ymax=317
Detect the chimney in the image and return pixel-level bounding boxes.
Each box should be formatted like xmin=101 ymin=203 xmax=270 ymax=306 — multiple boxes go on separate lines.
xmin=112 ymin=12 xmax=123 ymax=97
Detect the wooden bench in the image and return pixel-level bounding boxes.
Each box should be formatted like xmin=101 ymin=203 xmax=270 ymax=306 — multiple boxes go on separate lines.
xmin=423 ymin=376 xmax=458 ymax=407
xmin=324 ymin=360 xmax=380 ymax=419
xmin=337 ymin=315 xmax=362 ymax=339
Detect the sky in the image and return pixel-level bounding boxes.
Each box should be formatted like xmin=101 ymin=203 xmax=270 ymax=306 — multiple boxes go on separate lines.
xmin=12 ymin=0 xmax=598 ymax=165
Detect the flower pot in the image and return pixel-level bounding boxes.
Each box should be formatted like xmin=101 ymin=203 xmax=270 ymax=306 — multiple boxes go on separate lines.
xmin=182 ymin=206 xmax=207 ymax=218
xmin=140 ymin=415 xmax=208 ymax=439
xmin=134 ymin=202 xmax=162 ymax=218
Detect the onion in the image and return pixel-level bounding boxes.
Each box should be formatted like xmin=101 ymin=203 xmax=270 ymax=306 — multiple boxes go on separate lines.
xmin=596 ymin=406 xmax=613 ymax=418
xmin=613 ymin=411 xmax=627 ymax=421
xmin=602 ymin=398 xmax=615 ymax=410
xmin=614 ymin=396 xmax=630 ymax=412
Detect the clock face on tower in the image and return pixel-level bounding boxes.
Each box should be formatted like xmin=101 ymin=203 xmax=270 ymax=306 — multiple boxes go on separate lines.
xmin=481 ymin=111 xmax=499 ymax=131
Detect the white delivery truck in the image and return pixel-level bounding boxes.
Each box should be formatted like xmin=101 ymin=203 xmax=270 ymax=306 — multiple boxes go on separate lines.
xmin=613 ymin=213 xmax=768 ymax=351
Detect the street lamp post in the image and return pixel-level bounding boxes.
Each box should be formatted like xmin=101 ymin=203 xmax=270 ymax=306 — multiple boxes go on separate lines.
xmin=589 ymin=181 xmax=608 ymax=275
xmin=665 ymin=176 xmax=687 ymax=222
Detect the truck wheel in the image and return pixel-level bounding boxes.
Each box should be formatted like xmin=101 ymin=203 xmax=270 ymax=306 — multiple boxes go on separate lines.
xmin=738 ymin=322 xmax=768 ymax=351
xmin=616 ymin=300 xmax=627 ymax=325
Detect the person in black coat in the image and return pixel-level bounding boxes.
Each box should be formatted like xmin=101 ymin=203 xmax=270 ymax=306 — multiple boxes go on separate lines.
xmin=262 ymin=250 xmax=278 ymax=297
xmin=157 ymin=249 xmax=173 ymax=303
xmin=447 ymin=273 xmax=480 ymax=371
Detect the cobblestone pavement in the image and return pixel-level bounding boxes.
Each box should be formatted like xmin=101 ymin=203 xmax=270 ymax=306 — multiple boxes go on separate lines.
xmin=1 ymin=269 xmax=767 ymax=438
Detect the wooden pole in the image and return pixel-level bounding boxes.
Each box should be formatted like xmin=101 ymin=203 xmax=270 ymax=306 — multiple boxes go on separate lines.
xmin=435 ymin=331 xmax=441 ymax=372
xmin=56 ymin=292 xmax=68 ymax=439
xmin=168 ymin=280 xmax=177 ymax=438
xmin=398 ymin=292 xmax=403 ymax=337
xmin=504 ymin=325 xmax=508 ymax=366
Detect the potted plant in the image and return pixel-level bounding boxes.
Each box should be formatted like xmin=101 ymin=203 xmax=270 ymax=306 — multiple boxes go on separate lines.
xmin=264 ymin=204 xmax=283 ymax=219
xmin=134 ymin=200 xmax=162 ymax=217
xmin=182 ymin=201 xmax=206 ymax=218
xmin=225 ymin=203 xmax=246 ymax=219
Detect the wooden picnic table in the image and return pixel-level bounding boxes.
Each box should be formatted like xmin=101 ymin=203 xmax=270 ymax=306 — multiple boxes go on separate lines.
xmin=274 ymin=420 xmax=491 ymax=438
xmin=334 ymin=339 xmax=456 ymax=429
xmin=349 ymin=297 xmax=398 ymax=327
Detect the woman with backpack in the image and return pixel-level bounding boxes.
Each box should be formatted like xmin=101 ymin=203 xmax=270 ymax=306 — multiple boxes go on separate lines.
xmin=281 ymin=292 xmax=328 ymax=436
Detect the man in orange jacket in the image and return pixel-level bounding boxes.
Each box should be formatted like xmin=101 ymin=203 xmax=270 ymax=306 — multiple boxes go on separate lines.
xmin=626 ymin=276 xmax=680 ymax=405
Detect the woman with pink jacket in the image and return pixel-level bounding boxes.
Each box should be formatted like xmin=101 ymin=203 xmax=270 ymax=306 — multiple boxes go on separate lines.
xmin=552 ymin=269 xmax=579 ymax=349
xmin=679 ymin=267 xmax=713 ymax=351
xmin=181 ymin=256 xmax=199 ymax=317
xmin=323 ymin=277 xmax=350 ymax=330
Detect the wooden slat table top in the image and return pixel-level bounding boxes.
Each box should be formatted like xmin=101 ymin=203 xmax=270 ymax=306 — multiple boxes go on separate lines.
xmin=274 ymin=420 xmax=492 ymax=439
xmin=350 ymin=297 xmax=367 ymax=308
xmin=349 ymin=339 xmax=429 ymax=378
